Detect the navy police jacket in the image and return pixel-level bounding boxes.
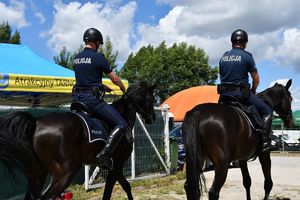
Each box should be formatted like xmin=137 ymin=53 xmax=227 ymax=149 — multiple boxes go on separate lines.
xmin=219 ymin=47 xmax=257 ymax=86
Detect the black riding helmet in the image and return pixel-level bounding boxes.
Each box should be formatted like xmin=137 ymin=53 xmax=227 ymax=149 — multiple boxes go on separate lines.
xmin=83 ymin=28 xmax=103 ymax=44
xmin=231 ymin=29 xmax=248 ymax=43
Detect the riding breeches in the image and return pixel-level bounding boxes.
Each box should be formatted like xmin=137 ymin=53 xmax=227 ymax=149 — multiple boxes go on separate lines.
xmin=221 ymin=91 xmax=273 ymax=116
xmin=72 ymin=92 xmax=128 ymax=131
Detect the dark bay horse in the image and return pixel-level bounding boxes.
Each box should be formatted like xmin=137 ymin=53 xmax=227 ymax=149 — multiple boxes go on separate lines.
xmin=183 ymin=79 xmax=293 ymax=200
xmin=0 ymin=82 xmax=156 ymax=200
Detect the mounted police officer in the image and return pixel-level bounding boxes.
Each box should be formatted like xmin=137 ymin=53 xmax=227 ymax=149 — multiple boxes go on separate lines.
xmin=218 ymin=29 xmax=273 ymax=152
xmin=72 ymin=28 xmax=128 ymax=170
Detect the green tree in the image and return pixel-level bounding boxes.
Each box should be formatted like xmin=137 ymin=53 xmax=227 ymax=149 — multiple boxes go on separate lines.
xmin=120 ymin=41 xmax=218 ymax=102
xmin=0 ymin=21 xmax=21 ymax=44
xmin=53 ymin=45 xmax=83 ymax=70
xmin=54 ymin=36 xmax=118 ymax=71
xmin=99 ymin=36 xmax=118 ymax=70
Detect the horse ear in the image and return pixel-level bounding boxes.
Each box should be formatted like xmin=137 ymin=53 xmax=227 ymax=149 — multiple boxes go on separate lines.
xmin=285 ymin=79 xmax=292 ymax=90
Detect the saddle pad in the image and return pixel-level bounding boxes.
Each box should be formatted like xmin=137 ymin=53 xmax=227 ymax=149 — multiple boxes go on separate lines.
xmin=71 ymin=111 xmax=109 ymax=143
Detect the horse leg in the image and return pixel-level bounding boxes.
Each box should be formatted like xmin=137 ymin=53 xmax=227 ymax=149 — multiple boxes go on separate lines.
xmin=102 ymin=172 xmax=117 ymax=200
xmin=103 ymin=164 xmax=133 ymax=200
xmin=258 ymin=152 xmax=273 ymax=200
xmin=116 ymin=172 xmax=133 ymax=200
xmin=41 ymin=166 xmax=80 ymax=200
xmin=239 ymin=160 xmax=251 ymax=200
xmin=208 ymin=160 xmax=229 ymax=200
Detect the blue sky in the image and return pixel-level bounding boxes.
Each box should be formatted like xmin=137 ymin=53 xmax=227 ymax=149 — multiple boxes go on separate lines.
xmin=1 ymin=0 xmax=300 ymax=110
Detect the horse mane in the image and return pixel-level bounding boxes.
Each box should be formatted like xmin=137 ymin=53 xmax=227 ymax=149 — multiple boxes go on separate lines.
xmin=117 ymin=81 xmax=151 ymax=104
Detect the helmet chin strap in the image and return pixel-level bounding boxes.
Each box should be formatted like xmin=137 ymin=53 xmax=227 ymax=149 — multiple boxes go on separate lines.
xmin=94 ymin=41 xmax=99 ymax=51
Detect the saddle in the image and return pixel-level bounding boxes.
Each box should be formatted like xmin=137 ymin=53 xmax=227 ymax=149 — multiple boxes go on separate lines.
xmin=70 ymin=101 xmax=133 ymax=145
xmin=218 ymin=95 xmax=263 ymax=131
xmin=70 ymin=101 xmax=96 ymax=117
xmin=70 ymin=101 xmax=110 ymax=143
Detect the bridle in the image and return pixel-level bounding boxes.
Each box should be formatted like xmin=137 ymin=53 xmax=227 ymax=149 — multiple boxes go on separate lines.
xmin=122 ymin=87 xmax=153 ymax=120
xmin=260 ymin=85 xmax=293 ymax=127
xmin=273 ymin=109 xmax=293 ymax=126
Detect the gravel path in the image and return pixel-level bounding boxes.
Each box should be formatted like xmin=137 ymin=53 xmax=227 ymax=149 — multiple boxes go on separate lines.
xmin=134 ymin=154 xmax=300 ymax=200
xmin=199 ymin=155 xmax=300 ymax=200
xmin=91 ymin=154 xmax=300 ymax=200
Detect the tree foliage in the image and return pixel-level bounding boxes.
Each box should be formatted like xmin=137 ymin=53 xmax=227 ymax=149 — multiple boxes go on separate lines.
xmin=53 ymin=45 xmax=83 ymax=70
xmin=120 ymin=42 xmax=218 ymax=102
xmin=99 ymin=36 xmax=118 ymax=70
xmin=0 ymin=21 xmax=21 ymax=44
xmin=53 ymin=36 xmax=118 ymax=71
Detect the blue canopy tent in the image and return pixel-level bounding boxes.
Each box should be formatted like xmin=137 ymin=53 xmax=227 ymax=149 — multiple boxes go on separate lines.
xmin=0 ymin=44 xmax=129 ymax=198
xmin=0 ymin=43 xmax=127 ymax=106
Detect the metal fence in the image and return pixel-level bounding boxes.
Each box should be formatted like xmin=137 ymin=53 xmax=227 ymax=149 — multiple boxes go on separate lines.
xmin=85 ymin=107 xmax=172 ymax=189
xmin=272 ymin=125 xmax=300 ymax=152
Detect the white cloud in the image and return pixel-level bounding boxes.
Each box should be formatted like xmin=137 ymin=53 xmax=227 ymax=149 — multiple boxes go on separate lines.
xmin=135 ymin=0 xmax=300 ymax=69
xmin=270 ymin=29 xmax=300 ymax=73
xmin=269 ymin=79 xmax=290 ymax=88
xmin=44 ymin=0 xmax=300 ymax=71
xmin=0 ymin=0 xmax=29 ymax=28
xmin=292 ymin=88 xmax=300 ymax=111
xmin=45 ymin=1 xmax=136 ymax=63
xmin=35 ymin=12 xmax=46 ymax=24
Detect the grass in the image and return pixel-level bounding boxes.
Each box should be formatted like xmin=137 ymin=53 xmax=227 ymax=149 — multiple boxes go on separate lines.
xmin=69 ymin=172 xmax=186 ymax=200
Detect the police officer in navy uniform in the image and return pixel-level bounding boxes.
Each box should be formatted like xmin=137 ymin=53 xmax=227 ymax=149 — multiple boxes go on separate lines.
xmin=219 ymin=29 xmax=273 ymax=152
xmin=72 ymin=28 xmax=128 ymax=170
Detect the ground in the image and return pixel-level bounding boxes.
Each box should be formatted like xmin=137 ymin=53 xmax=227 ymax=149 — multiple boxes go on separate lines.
xmin=75 ymin=153 xmax=300 ymax=200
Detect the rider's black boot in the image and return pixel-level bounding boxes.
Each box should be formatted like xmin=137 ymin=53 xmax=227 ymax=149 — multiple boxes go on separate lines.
xmin=97 ymin=128 xmax=124 ymax=171
xmin=261 ymin=114 xmax=272 ymax=152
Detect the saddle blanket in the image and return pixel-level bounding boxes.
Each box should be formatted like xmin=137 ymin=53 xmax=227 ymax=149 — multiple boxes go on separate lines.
xmin=71 ymin=111 xmax=109 ymax=143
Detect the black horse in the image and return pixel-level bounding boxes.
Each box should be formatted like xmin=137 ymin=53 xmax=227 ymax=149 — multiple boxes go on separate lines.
xmin=183 ymin=79 xmax=293 ymax=200
xmin=0 ymin=81 xmax=156 ymax=200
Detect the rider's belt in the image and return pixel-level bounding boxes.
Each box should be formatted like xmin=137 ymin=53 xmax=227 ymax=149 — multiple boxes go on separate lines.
xmin=218 ymin=84 xmax=241 ymax=93
xmin=72 ymin=86 xmax=105 ymax=99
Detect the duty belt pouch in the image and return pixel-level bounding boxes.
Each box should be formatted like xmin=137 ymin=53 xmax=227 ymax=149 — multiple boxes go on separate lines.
xmin=92 ymin=87 xmax=105 ymax=100
xmin=217 ymin=84 xmax=223 ymax=94
xmin=241 ymin=83 xmax=250 ymax=98
xmin=97 ymin=90 xmax=105 ymax=100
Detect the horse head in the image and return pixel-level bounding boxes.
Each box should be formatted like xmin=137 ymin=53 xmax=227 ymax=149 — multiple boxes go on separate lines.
xmin=124 ymin=81 xmax=156 ymax=124
xmin=259 ymin=79 xmax=294 ymax=127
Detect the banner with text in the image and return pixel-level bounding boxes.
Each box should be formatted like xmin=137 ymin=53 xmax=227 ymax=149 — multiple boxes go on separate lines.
xmin=0 ymin=73 xmax=127 ymax=95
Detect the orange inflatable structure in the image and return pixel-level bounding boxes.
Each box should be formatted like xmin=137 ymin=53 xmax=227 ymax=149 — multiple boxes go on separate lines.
xmin=161 ymin=85 xmax=219 ymax=122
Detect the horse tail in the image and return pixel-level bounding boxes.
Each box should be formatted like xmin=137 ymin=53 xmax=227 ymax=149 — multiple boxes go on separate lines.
xmin=182 ymin=109 xmax=205 ymax=200
xmin=0 ymin=111 xmax=38 ymax=185
xmin=0 ymin=111 xmax=37 ymax=144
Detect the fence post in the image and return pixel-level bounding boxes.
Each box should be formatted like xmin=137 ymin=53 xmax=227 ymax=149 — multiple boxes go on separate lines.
xmin=84 ymin=165 xmax=90 ymax=190
xmin=281 ymin=123 xmax=285 ymax=152
xmin=131 ymin=128 xmax=136 ymax=179
xmin=161 ymin=104 xmax=171 ymax=174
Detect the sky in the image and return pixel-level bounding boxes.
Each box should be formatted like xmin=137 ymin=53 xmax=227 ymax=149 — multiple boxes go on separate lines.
xmin=1 ymin=0 xmax=300 ymax=111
